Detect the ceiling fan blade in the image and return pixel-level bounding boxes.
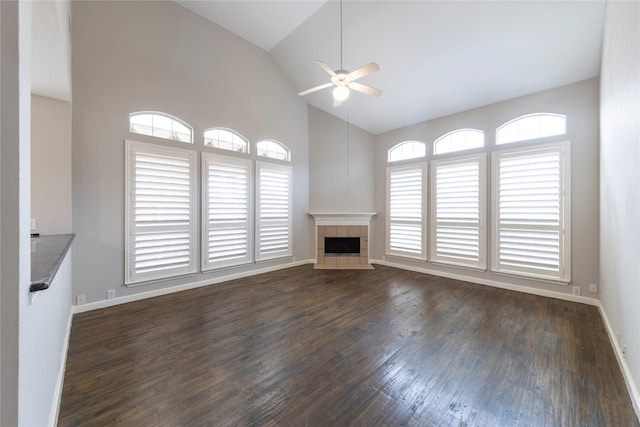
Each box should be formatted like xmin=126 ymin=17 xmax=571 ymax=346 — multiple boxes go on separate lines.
xmin=349 ymin=62 xmax=380 ymax=80
xmin=316 ymin=60 xmax=337 ymax=77
xmin=298 ymin=82 xmax=334 ymax=97
xmin=349 ymin=81 xmax=382 ymax=97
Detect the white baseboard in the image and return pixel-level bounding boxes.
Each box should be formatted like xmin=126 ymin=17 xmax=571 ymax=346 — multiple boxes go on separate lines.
xmin=49 ymin=308 xmax=73 ymax=427
xmin=371 ymin=258 xmax=599 ymax=306
xmin=73 ymin=259 xmax=315 ymax=314
xmin=597 ymin=303 xmax=640 ymax=420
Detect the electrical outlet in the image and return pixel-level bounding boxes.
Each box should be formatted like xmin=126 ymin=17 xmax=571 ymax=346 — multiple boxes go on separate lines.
xmin=572 ymin=286 xmax=581 ymax=296
xmin=106 ymin=289 xmax=115 ymax=299
xmin=30 ymin=218 xmax=37 ymax=231
xmin=76 ymin=294 xmax=86 ymax=305
xmin=589 ymin=283 xmax=598 ymax=293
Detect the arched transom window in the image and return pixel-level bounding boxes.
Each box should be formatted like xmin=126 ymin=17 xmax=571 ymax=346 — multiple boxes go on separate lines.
xmin=496 ymin=113 xmax=566 ymax=145
xmin=204 ymin=128 xmax=249 ymax=153
xmin=388 ymin=140 xmax=426 ymax=162
xmin=434 ymin=129 xmax=484 ymax=155
xmin=257 ymin=140 xmax=290 ymax=161
xmin=129 ymin=112 xmax=193 ymax=143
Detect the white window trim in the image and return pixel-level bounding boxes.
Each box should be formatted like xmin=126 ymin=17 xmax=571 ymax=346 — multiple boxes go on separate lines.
xmin=433 ymin=128 xmax=485 ymax=155
xmin=491 ymin=141 xmax=571 ymax=283
xmin=201 ymin=153 xmax=254 ymax=271
xmin=388 ymin=140 xmax=427 ymax=163
xmin=496 ymin=113 xmax=567 ymax=146
xmin=125 ymin=140 xmax=198 ymax=285
xmin=129 ymin=111 xmax=194 ymax=144
xmin=430 ymin=153 xmax=486 ymax=270
xmin=386 ymin=163 xmax=427 ymax=261
xmin=255 ymin=161 xmax=293 ymax=261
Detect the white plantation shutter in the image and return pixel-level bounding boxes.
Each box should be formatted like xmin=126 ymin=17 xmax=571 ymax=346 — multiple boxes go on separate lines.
xmin=202 ymin=154 xmax=252 ymax=270
xmin=387 ymin=165 xmax=426 ymax=259
xmin=125 ymin=141 xmax=196 ymax=284
xmin=256 ymin=162 xmax=292 ymax=260
xmin=431 ymin=154 xmax=486 ymax=269
xmin=492 ymin=142 xmax=570 ymax=282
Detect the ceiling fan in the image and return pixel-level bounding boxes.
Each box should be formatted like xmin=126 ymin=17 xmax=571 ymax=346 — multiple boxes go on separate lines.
xmin=298 ymin=0 xmax=382 ymax=107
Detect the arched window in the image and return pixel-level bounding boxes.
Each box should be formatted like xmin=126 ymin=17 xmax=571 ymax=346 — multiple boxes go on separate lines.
xmin=496 ymin=113 xmax=566 ymax=145
xmin=129 ymin=112 xmax=193 ymax=143
xmin=257 ymin=140 xmax=290 ymax=161
xmin=433 ymin=129 xmax=484 ymax=155
xmin=388 ymin=141 xmax=426 ymax=162
xmin=204 ymin=128 xmax=249 ymax=153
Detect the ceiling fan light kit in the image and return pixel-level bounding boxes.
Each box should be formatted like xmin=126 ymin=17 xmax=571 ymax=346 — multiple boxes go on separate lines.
xmin=298 ymin=0 xmax=382 ymax=107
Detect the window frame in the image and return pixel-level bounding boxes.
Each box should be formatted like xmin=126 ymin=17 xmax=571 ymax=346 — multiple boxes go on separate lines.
xmin=129 ymin=111 xmax=193 ymax=144
xmin=430 ymin=153 xmax=487 ymax=269
xmin=201 ymin=152 xmax=253 ymax=271
xmin=386 ymin=163 xmax=427 ymax=260
xmin=256 ymin=140 xmax=291 ymax=162
xmin=203 ymin=127 xmax=250 ymax=154
xmin=496 ymin=113 xmax=567 ymax=145
xmin=433 ymin=129 xmax=485 ymax=155
xmin=491 ymin=141 xmax=571 ymax=283
xmin=388 ymin=140 xmax=427 ymax=163
xmin=125 ymin=140 xmax=198 ymax=285
xmin=255 ymin=161 xmax=293 ymax=262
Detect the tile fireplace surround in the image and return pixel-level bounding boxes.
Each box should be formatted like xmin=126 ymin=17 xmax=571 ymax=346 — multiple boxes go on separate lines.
xmin=310 ymin=212 xmax=376 ymax=270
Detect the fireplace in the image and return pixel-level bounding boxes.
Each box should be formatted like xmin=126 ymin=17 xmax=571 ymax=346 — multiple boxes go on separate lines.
xmin=310 ymin=212 xmax=376 ymax=270
xmin=325 ymin=237 xmax=361 ymax=256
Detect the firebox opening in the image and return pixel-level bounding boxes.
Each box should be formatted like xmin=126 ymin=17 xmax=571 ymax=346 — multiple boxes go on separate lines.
xmin=324 ymin=237 xmax=361 ymax=256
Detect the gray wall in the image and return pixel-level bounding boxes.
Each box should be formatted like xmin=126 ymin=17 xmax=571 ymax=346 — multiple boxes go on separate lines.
xmin=600 ymin=0 xmax=640 ymax=411
xmin=308 ymin=106 xmax=376 ymax=212
xmin=72 ymin=1 xmax=311 ymax=304
xmin=373 ymin=79 xmax=600 ymax=298
xmin=31 ymin=95 xmax=71 ymax=234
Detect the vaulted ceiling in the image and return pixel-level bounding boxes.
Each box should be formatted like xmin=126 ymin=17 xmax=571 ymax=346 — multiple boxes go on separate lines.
xmin=32 ymin=1 xmax=606 ymax=135
xmin=178 ymin=0 xmax=606 ymax=135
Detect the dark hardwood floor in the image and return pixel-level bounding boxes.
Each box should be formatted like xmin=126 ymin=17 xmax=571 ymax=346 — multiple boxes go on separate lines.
xmin=59 ymin=265 xmax=639 ymax=426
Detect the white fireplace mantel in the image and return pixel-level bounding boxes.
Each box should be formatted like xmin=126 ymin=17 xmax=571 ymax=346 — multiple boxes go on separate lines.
xmin=309 ymin=212 xmax=377 ymax=226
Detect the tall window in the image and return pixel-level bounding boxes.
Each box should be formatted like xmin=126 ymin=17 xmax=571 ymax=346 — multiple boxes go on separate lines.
xmin=256 ymin=162 xmax=292 ymax=261
xmin=202 ymin=153 xmax=252 ymax=270
xmin=129 ymin=112 xmax=193 ymax=143
xmin=430 ymin=154 xmax=486 ymax=269
xmin=434 ymin=129 xmax=484 ymax=155
xmin=125 ymin=140 xmax=197 ymax=284
xmin=388 ymin=141 xmax=426 ymax=162
xmin=492 ymin=142 xmax=570 ymax=282
xmin=204 ymin=128 xmax=249 ymax=153
xmin=496 ymin=113 xmax=566 ymax=145
xmin=386 ymin=164 xmax=426 ymax=259
xmin=257 ymin=140 xmax=290 ymax=161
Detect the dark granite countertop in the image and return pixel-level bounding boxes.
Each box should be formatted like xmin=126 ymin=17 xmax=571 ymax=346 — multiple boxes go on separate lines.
xmin=30 ymin=233 xmax=75 ymax=292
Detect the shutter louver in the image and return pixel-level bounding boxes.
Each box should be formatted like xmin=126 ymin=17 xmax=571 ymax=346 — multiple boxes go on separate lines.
xmin=203 ymin=154 xmax=251 ymax=270
xmin=431 ymin=155 xmax=485 ymax=268
xmin=257 ymin=163 xmax=292 ymax=260
xmin=387 ymin=166 xmax=425 ymax=259
xmin=126 ymin=142 xmax=196 ymax=284
xmin=493 ymin=143 xmax=570 ymax=281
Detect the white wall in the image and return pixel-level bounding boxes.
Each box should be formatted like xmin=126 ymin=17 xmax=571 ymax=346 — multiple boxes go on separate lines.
xmin=20 ymin=252 xmax=73 ymax=426
xmin=373 ymin=79 xmax=600 ymax=298
xmin=31 ymin=95 xmax=72 ymax=234
xmin=308 ymin=106 xmax=376 ymax=212
xmin=599 ymin=0 xmax=640 ymax=414
xmin=71 ymin=1 xmax=311 ymax=304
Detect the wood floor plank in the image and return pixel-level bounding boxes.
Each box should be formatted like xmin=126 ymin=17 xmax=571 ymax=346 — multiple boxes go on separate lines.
xmin=59 ymin=265 xmax=639 ymax=426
